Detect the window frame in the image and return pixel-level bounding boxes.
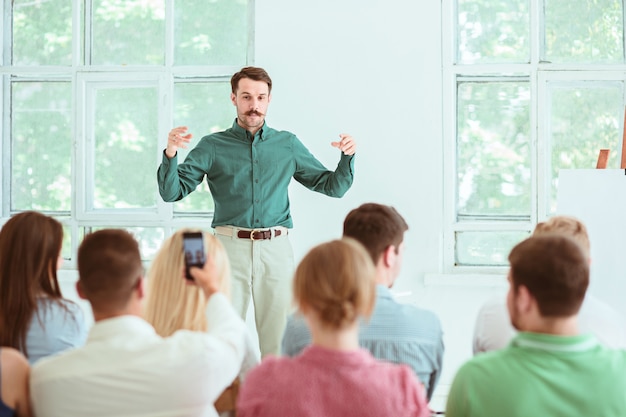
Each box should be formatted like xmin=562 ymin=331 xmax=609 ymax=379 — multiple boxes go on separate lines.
xmin=442 ymin=0 xmax=626 ymax=273
xmin=0 ymin=0 xmax=255 ymax=265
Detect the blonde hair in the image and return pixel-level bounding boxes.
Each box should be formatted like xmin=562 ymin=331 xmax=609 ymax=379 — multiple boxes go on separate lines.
xmin=293 ymin=238 xmax=376 ymax=330
xmin=143 ymin=230 xmax=231 ymax=337
xmin=533 ymin=216 xmax=590 ymax=259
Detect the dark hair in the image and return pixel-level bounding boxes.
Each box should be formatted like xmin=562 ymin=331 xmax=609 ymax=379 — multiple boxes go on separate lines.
xmin=78 ymin=229 xmax=143 ymax=312
xmin=231 ymin=67 xmax=272 ymax=94
xmin=343 ymin=203 xmax=409 ymax=264
xmin=508 ymin=234 xmax=589 ymax=317
xmin=0 ymin=211 xmax=64 ymax=356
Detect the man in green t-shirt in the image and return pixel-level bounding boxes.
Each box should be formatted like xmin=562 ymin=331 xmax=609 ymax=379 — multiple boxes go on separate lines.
xmin=447 ymin=234 xmax=626 ymax=417
xmin=157 ymin=67 xmax=356 ymax=357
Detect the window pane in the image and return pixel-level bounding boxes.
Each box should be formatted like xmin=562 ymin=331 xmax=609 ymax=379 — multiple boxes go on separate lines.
xmin=12 ymin=0 xmax=72 ymax=65
xmin=175 ymin=0 xmax=248 ymax=66
xmin=544 ymin=0 xmax=623 ymax=63
xmin=548 ymin=82 xmax=623 ymax=214
xmin=93 ymin=86 xmax=158 ymax=209
xmin=172 ymin=82 xmax=234 ymax=213
xmin=60 ymin=222 xmax=83 ymax=261
xmin=457 ymin=81 xmax=531 ymax=218
xmin=92 ymin=0 xmax=165 ymax=65
xmin=91 ymin=226 xmax=164 ymax=261
xmin=457 ymin=0 xmax=529 ymax=64
xmin=456 ymin=231 xmax=529 ymax=266
xmin=11 ymin=82 xmax=72 ymax=211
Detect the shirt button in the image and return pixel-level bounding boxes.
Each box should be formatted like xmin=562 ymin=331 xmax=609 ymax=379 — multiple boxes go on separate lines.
xmin=255 ymin=160 xmax=259 ymax=163
xmin=255 ymin=199 xmax=259 ymax=203
xmin=255 ymin=219 xmax=259 ymax=223
xmin=255 ymin=179 xmax=259 ymax=183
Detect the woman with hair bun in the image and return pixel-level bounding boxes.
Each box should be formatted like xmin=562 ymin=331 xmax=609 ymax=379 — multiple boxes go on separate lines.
xmin=237 ymin=238 xmax=429 ymax=417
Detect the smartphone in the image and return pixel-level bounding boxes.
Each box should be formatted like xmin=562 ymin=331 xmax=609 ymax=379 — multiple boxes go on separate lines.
xmin=182 ymin=232 xmax=206 ymax=280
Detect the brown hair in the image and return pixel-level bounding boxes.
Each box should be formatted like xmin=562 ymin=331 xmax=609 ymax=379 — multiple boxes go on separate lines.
xmin=293 ymin=238 xmax=376 ymax=329
xmin=343 ymin=203 xmax=409 ymax=264
xmin=143 ymin=230 xmax=231 ymax=337
xmin=0 ymin=211 xmax=65 ymax=356
xmin=508 ymin=234 xmax=589 ymax=317
xmin=77 ymin=229 xmax=143 ymax=313
xmin=231 ymin=67 xmax=272 ymax=94
xmin=533 ymin=215 xmax=590 ymax=259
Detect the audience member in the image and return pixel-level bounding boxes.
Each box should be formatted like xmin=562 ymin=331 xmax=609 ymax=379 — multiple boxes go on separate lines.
xmin=473 ymin=215 xmax=626 ymax=354
xmin=447 ymin=234 xmax=626 ymax=416
xmin=281 ymin=203 xmax=444 ymax=399
xmin=0 ymin=348 xmax=31 ymax=417
xmin=238 ymin=238 xmax=429 ymax=417
xmin=143 ymin=230 xmax=259 ymax=415
xmin=0 ymin=211 xmax=87 ymax=364
xmin=30 ymin=229 xmax=249 ymax=417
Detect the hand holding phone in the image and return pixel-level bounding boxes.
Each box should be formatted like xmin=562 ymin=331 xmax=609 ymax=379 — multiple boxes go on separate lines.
xmin=183 ymin=232 xmax=206 ymax=281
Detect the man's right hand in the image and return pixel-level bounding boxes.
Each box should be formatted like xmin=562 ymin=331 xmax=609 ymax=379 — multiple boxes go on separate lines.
xmin=166 ymin=126 xmax=193 ymax=158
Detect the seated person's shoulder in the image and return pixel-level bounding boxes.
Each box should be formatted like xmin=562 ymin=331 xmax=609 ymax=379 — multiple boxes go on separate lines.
xmin=397 ymin=303 xmax=443 ymax=331
xmin=1 ymin=348 xmax=28 ymax=373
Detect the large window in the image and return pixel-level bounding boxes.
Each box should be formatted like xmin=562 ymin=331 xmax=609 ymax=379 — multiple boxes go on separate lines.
xmin=1 ymin=0 xmax=252 ymax=263
xmin=444 ymin=0 xmax=625 ymax=269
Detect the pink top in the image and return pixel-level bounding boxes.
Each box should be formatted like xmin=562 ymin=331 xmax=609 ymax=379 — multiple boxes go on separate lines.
xmin=237 ymin=345 xmax=429 ymax=417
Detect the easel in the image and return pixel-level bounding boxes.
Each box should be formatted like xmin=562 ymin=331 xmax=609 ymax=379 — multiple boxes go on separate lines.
xmin=596 ymin=106 xmax=626 ymax=170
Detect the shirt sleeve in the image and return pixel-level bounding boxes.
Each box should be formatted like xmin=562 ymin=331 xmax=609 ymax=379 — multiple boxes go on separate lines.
xmin=157 ymin=140 xmax=213 ymax=202
xmin=291 ymin=137 xmax=355 ymax=198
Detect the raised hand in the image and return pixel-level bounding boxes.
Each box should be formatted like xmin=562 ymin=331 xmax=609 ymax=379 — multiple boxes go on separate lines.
xmin=331 ymin=133 xmax=356 ymax=156
xmin=166 ymin=126 xmax=193 ymax=158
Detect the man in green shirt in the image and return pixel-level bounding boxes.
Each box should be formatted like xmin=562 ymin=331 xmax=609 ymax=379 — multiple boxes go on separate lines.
xmin=157 ymin=67 xmax=356 ymax=357
xmin=446 ymin=234 xmax=626 ymax=417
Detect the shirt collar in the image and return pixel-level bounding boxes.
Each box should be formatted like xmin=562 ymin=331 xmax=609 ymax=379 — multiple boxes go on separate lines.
xmin=231 ymin=118 xmax=267 ymax=141
xmin=87 ymin=315 xmax=158 ymax=343
xmin=512 ymin=331 xmax=600 ymax=353
xmin=376 ymin=284 xmax=394 ymax=300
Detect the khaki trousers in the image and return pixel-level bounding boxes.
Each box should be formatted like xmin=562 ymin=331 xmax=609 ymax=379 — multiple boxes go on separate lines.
xmin=215 ymin=230 xmax=294 ymax=357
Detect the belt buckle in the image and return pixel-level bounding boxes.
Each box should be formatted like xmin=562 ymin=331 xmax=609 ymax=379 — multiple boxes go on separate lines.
xmin=249 ymin=229 xmax=259 ymax=240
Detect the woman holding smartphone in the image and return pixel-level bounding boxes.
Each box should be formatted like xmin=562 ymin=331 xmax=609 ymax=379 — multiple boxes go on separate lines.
xmin=237 ymin=238 xmax=430 ymax=417
xmin=143 ymin=229 xmax=259 ymax=416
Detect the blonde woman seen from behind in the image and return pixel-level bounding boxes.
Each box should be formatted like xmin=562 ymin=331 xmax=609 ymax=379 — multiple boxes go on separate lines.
xmin=144 ymin=231 xmax=232 ymax=336
xmin=237 ymin=238 xmax=430 ymax=417
xmin=144 ymin=230 xmax=259 ymax=416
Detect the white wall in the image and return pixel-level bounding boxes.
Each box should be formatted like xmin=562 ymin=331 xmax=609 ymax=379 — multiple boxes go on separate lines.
xmin=58 ymin=1 xmax=506 ymax=411
xmin=253 ymin=0 xmax=505 ymax=409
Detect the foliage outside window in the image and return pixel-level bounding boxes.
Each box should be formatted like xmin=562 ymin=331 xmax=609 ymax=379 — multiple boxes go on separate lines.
xmin=2 ymin=0 xmax=251 ymax=263
xmin=445 ymin=0 xmax=625 ymax=269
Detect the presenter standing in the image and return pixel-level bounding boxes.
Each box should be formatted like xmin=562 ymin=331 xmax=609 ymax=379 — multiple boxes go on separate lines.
xmin=157 ymin=67 xmax=356 ymax=356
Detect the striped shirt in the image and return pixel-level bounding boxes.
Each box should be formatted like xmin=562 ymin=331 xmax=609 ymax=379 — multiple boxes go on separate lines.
xmin=281 ymin=285 xmax=444 ymax=400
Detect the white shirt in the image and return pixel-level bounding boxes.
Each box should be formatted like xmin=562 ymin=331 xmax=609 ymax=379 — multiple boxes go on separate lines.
xmin=30 ymin=293 xmax=247 ymax=417
xmin=473 ymin=293 xmax=626 ymax=355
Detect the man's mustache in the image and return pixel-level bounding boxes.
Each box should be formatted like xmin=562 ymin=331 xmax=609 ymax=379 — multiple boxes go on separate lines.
xmin=245 ymin=110 xmax=264 ymax=116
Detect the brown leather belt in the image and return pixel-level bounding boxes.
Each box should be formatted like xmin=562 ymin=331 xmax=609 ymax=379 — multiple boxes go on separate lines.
xmin=214 ymin=226 xmax=288 ymax=241
xmin=237 ymin=229 xmax=284 ymax=240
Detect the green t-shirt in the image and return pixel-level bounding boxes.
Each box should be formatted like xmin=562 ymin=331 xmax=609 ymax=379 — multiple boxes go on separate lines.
xmin=158 ymin=120 xmax=355 ymax=228
xmin=446 ymin=332 xmax=626 ymax=417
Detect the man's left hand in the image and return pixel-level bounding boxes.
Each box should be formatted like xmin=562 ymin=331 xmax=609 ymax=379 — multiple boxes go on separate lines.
xmin=331 ymin=134 xmax=356 ymax=156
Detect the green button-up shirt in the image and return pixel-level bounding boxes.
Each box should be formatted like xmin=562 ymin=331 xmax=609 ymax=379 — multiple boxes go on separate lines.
xmin=157 ymin=120 xmax=355 ymax=228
